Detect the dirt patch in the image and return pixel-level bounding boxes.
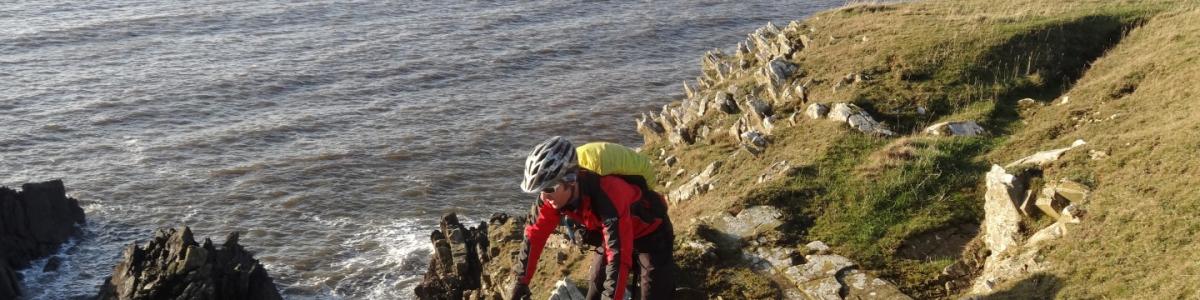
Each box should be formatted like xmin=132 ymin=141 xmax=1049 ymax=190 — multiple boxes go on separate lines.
xmin=856 ymin=137 xmax=924 ymax=178
xmin=896 ymin=223 xmax=979 ymax=261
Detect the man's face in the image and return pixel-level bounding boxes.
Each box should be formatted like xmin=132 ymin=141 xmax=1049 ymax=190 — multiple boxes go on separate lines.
xmin=540 ymin=181 xmax=574 ymax=209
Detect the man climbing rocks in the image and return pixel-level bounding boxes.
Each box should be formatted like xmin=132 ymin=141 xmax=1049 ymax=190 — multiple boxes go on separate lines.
xmin=508 ymin=136 xmax=675 ymax=300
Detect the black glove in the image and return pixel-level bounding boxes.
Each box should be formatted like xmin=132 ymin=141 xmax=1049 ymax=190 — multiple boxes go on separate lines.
xmin=507 ymin=281 xmax=531 ymax=300
xmin=572 ymin=227 xmax=604 ymax=248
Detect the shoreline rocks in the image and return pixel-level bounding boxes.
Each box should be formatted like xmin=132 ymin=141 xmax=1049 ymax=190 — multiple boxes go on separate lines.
xmin=0 ymin=265 xmax=17 ymax=299
xmin=416 ymin=213 xmax=533 ymax=300
xmin=0 ymin=180 xmax=86 ymax=299
xmin=96 ymin=226 xmax=282 ymax=300
xmin=415 ymin=213 xmax=489 ymax=300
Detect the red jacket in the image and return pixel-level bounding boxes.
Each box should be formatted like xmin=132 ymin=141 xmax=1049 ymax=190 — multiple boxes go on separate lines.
xmin=514 ymin=174 xmax=663 ymax=300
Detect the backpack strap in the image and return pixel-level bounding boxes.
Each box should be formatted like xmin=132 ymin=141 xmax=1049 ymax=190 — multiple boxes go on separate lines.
xmin=612 ymin=174 xmax=669 ymax=221
xmin=576 ymin=171 xmax=669 ymax=226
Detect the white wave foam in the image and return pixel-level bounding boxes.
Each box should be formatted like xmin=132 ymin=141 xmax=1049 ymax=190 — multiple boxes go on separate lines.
xmin=323 ymin=218 xmax=434 ymax=300
xmin=18 ymin=237 xmax=78 ymax=299
xmin=16 ymin=220 xmax=128 ymax=300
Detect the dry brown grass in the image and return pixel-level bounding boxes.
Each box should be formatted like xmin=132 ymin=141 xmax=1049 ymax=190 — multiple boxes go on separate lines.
xmin=856 ymin=137 xmax=925 ymax=177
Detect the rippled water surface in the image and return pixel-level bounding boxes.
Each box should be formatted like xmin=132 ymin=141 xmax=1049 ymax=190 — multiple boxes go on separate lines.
xmin=0 ymin=1 xmax=836 ymax=298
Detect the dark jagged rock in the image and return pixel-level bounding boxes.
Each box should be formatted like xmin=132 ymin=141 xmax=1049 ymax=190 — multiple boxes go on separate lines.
xmin=0 ymin=179 xmax=86 ymax=299
xmin=415 ymin=213 xmax=489 ymax=300
xmin=414 ymin=213 xmax=529 ymax=300
xmin=96 ymin=226 xmax=282 ymax=300
xmin=42 ymin=256 xmax=62 ymax=272
xmin=0 ymin=264 xmax=19 ymax=299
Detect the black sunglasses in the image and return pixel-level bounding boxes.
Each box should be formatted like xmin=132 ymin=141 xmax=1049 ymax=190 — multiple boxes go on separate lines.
xmin=540 ymin=173 xmax=578 ymax=194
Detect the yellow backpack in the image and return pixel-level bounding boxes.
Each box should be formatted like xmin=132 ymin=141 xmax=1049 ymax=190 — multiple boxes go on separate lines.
xmin=575 ymin=142 xmax=656 ymax=186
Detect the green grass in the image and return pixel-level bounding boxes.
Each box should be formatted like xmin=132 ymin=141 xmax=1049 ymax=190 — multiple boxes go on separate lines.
xmin=761 ymin=134 xmax=994 ymax=294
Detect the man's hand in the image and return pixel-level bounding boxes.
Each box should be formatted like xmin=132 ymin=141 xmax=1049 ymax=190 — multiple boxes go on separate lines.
xmin=507 ymin=281 xmax=531 ymax=300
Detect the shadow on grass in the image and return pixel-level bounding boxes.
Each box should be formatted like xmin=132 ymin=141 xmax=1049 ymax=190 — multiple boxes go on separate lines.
xmin=851 ymin=12 xmax=1150 ymax=137
xmin=979 ymin=273 xmax=1064 ymax=300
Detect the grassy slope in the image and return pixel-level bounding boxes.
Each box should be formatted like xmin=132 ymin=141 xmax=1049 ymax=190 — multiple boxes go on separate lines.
xmin=624 ymin=0 xmax=1198 ymax=298
xmin=987 ymin=6 xmax=1200 ymax=298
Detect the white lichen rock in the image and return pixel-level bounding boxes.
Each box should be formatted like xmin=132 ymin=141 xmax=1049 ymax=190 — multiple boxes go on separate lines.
xmin=716 ymin=92 xmax=738 ymax=114
xmin=805 ymin=103 xmax=829 ymax=119
xmin=547 ymin=279 xmax=585 ymax=300
xmin=780 ymin=250 xmax=911 ymax=300
xmin=762 ymin=57 xmax=796 ymax=87
xmin=805 ymin=241 xmax=832 ymax=254
xmin=847 ymin=113 xmax=896 ymax=136
xmin=923 ymin=121 xmax=985 ymax=136
xmin=668 ymin=161 xmax=722 ymax=204
xmin=983 ymin=165 xmax=1025 ymax=255
xmin=747 ymin=97 xmax=774 ymax=119
xmin=744 ymin=246 xmax=798 ymax=273
xmin=842 ymin=270 xmax=911 ymax=299
xmin=798 ymin=276 xmax=843 ymax=300
xmin=635 ymin=112 xmax=664 ymax=136
xmin=1005 ymin=139 xmax=1087 ymax=168
xmin=1060 ymin=204 xmax=1085 ymax=224
xmin=741 ymin=130 xmax=769 ymax=154
xmin=828 ymin=103 xmax=859 ymax=123
xmin=707 ymin=205 xmax=783 ymax=240
xmin=827 ymin=103 xmax=895 ymax=136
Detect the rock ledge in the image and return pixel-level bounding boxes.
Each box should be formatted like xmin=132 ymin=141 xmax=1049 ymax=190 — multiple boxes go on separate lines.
xmin=96 ymin=226 xmax=282 ymax=300
xmin=0 ymin=180 xmax=86 ymax=299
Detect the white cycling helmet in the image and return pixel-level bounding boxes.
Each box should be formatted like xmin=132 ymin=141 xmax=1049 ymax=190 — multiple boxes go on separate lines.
xmin=521 ymin=136 xmax=577 ymax=193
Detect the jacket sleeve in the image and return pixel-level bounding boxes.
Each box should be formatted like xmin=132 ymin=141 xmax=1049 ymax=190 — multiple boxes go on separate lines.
xmin=515 ymin=197 xmax=561 ymax=285
xmin=596 ymin=177 xmax=640 ymax=300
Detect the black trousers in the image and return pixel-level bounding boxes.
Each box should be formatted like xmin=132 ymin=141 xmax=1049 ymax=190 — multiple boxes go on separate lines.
xmin=585 ymin=225 xmax=675 ymax=300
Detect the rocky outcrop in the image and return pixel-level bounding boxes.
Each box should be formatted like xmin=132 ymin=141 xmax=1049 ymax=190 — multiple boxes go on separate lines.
xmin=685 ymin=203 xmax=910 ymax=299
xmin=787 ymin=254 xmax=910 ymax=300
xmin=982 ymin=165 xmax=1026 ymax=255
xmin=946 ymin=143 xmax=1095 ymax=296
xmin=760 ymin=57 xmax=797 ymax=89
xmin=635 ymin=112 xmax=665 ymax=144
xmin=634 ymin=21 xmax=818 ymax=151
xmin=96 ymin=226 xmax=281 ymax=300
xmin=715 ymin=92 xmax=739 ymax=114
xmin=745 ymin=240 xmax=910 ymax=300
xmin=1034 ymin=179 xmax=1089 ymax=219
xmin=669 ymin=161 xmax=722 ymax=204
xmin=413 ymin=213 xmax=529 ymax=300
xmin=416 ymin=213 xmax=489 ymax=300
xmin=0 ymin=180 xmax=86 ymax=299
xmin=706 ymin=206 xmax=783 ymax=242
